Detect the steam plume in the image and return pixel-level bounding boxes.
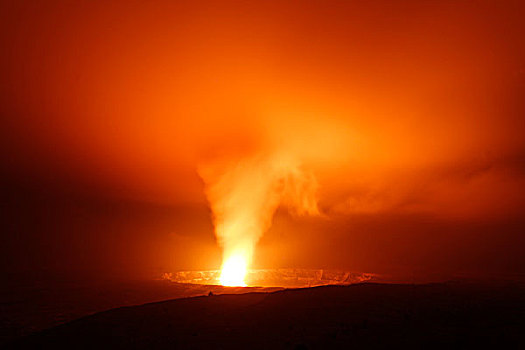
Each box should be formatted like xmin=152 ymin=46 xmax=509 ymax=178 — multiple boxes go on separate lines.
xmin=199 ymin=152 xmax=319 ymax=281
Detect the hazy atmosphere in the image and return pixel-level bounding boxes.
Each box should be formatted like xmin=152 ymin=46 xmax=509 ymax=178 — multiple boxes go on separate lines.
xmin=2 ymin=0 xmax=524 ymax=281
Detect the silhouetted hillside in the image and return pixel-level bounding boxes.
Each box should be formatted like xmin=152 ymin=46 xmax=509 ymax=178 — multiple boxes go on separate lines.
xmin=11 ymin=282 xmax=525 ymax=349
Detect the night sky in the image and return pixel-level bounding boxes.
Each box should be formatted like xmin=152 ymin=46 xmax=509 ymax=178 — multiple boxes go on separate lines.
xmin=1 ymin=0 xmax=524 ymax=281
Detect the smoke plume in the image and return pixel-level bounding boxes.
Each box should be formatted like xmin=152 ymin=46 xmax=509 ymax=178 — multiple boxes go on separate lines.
xmin=199 ymin=151 xmax=319 ymax=276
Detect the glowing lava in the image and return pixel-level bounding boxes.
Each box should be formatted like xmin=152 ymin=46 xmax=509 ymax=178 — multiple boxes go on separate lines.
xmin=219 ymin=254 xmax=248 ymax=286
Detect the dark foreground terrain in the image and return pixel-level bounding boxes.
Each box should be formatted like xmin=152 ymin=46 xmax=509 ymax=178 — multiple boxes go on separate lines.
xmin=0 ymin=276 xmax=280 ymax=346
xmin=8 ymin=281 xmax=525 ymax=349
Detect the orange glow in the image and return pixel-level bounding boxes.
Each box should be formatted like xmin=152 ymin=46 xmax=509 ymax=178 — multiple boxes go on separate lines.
xmin=1 ymin=0 xmax=525 ymax=279
xmin=219 ymin=254 xmax=248 ymax=287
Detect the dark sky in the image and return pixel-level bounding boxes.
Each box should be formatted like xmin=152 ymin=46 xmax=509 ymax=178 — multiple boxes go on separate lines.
xmin=1 ymin=0 xmax=524 ymax=280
